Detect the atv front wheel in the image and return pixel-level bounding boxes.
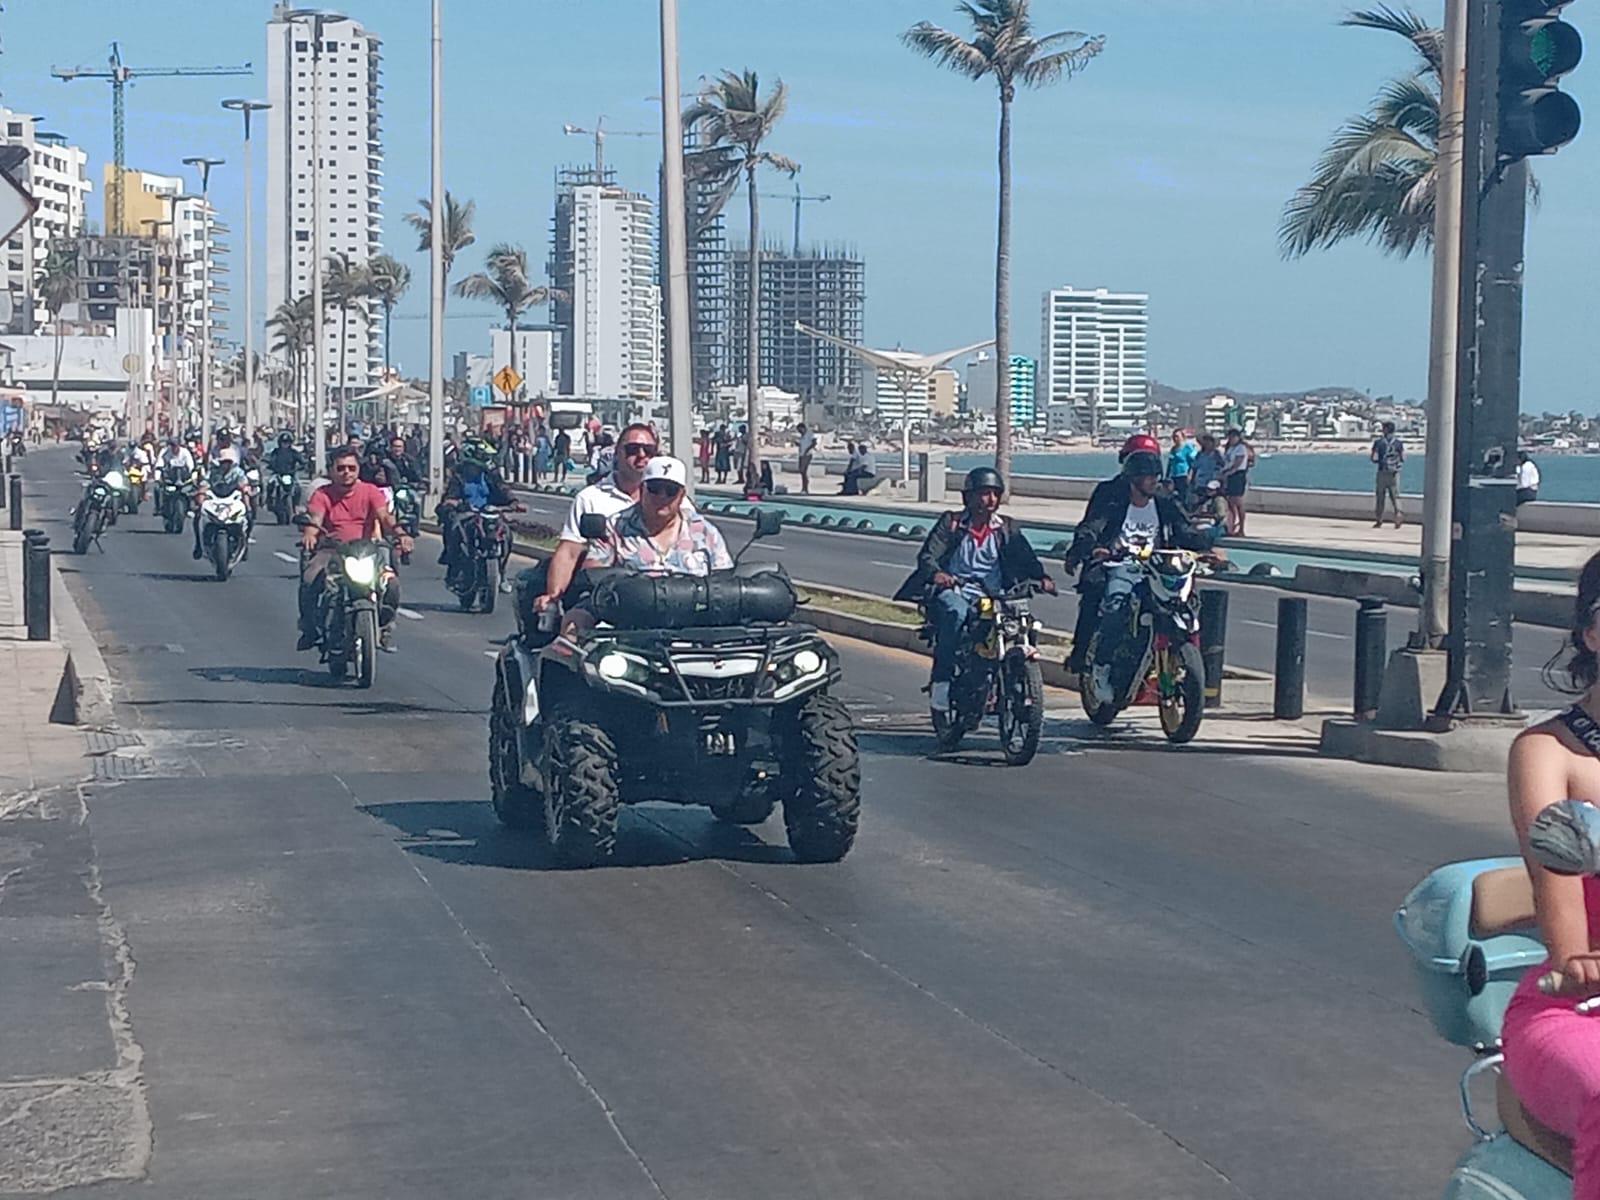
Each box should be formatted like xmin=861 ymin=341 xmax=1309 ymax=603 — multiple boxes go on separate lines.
xmin=781 ymin=692 xmax=860 ymax=863
xmin=543 ymin=713 xmax=620 ymax=867
xmin=489 ymin=678 xmax=542 ymax=829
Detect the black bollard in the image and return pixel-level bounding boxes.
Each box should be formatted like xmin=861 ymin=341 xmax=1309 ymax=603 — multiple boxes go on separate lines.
xmin=8 ymin=475 xmax=20 ymax=531
xmin=1274 ymin=596 xmax=1308 ymax=720
xmin=20 ymin=527 xmax=42 ymax=601
xmin=24 ymin=534 xmax=50 ymax=641
xmin=1354 ymin=596 xmax=1388 ymax=720
xmin=1198 ymin=588 xmax=1229 ymax=709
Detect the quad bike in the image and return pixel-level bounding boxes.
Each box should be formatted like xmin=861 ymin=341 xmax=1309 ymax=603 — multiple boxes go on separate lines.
xmin=488 ymin=510 xmax=860 ymax=867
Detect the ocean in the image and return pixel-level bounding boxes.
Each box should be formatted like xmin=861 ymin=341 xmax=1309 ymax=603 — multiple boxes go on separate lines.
xmin=948 ymin=451 xmax=1600 ymax=504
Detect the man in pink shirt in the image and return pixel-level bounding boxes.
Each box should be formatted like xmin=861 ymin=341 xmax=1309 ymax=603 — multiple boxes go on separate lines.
xmin=297 ymin=445 xmax=414 ymax=652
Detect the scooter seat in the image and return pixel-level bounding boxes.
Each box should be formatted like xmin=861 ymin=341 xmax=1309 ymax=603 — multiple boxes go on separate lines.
xmin=1497 ymin=1071 xmax=1573 ymax=1176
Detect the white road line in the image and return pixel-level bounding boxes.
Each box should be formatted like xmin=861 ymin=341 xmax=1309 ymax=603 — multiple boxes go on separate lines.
xmin=1241 ymin=618 xmax=1348 ymax=641
xmin=871 ymin=560 xmax=906 ymax=569
xmin=483 ymin=649 xmax=498 ymax=658
xmin=273 ymin=551 xmax=298 ymax=564
xmin=397 ymin=607 xmax=424 ymax=621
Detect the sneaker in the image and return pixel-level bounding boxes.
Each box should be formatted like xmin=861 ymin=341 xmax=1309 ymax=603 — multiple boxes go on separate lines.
xmin=296 ymin=631 xmax=318 ymax=652
xmin=379 ymin=624 xmax=396 ymax=653
xmin=192 ymin=545 xmax=204 ymax=560
xmin=929 ymin=680 xmax=950 ymax=711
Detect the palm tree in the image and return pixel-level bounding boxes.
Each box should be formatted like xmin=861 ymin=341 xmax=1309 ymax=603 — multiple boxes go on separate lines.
xmin=685 ymin=70 xmax=799 ymax=478
xmin=268 ymin=295 xmax=314 ymax=431
xmin=404 ymin=190 xmax=476 ymax=294
xmin=323 ymin=253 xmax=370 ymax=428
xmin=904 ymin=1 xmax=1103 ymax=478
xmin=366 ymin=253 xmax=412 ymax=380
xmin=1279 ymin=7 xmax=1448 ymax=259
xmin=36 ymin=245 xmax=78 ymax=409
xmin=453 ymin=244 xmax=565 ymax=405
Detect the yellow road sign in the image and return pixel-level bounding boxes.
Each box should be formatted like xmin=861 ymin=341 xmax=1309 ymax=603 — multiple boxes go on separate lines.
xmin=493 ymin=366 xmax=523 ymax=397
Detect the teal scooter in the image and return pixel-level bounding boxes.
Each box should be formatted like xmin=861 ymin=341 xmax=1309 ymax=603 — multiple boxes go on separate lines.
xmin=1396 ymin=800 xmax=1600 ymax=1198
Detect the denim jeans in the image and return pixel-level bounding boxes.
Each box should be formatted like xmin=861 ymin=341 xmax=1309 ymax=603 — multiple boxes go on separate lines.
xmin=929 ymin=588 xmax=973 ymax=683
xmin=1091 ymin=562 xmax=1144 ymax=691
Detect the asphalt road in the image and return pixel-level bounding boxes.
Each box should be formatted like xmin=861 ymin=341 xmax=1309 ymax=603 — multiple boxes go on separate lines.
xmin=20 ymin=445 xmax=1525 ymax=1199
xmin=513 ymin=491 xmax=1575 ymax=711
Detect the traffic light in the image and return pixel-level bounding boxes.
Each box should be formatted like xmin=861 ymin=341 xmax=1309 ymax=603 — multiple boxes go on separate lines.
xmin=1499 ymin=0 xmax=1584 ymax=161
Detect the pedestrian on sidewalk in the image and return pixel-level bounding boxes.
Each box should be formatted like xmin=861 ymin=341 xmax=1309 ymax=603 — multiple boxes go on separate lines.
xmin=1165 ymin=429 xmax=1196 ymax=503
xmin=553 ymin=427 xmax=572 ymax=484
xmin=697 ymin=428 xmax=713 ymax=484
xmin=1221 ymin=428 xmax=1251 ymax=536
xmin=1517 ymin=451 xmax=1541 ymax=507
xmin=797 ymin=423 xmax=817 ymax=495
xmin=714 ymin=424 xmax=732 ymax=484
xmin=1371 ymin=421 xmax=1406 ymax=528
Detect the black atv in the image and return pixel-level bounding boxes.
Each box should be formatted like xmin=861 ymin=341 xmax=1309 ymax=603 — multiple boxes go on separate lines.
xmin=488 ymin=510 xmax=860 ymax=867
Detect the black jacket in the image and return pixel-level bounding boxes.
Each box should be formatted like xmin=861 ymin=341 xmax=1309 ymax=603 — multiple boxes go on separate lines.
xmin=1065 ymin=476 xmax=1211 ymax=572
xmin=892 ymin=512 xmax=1049 ymax=602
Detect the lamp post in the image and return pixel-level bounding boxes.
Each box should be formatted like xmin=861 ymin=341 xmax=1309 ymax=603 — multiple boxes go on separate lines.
xmin=658 ymin=0 xmax=694 ymax=468
xmin=222 ymin=99 xmax=270 ymax=438
xmin=284 ymin=9 xmax=345 ymax=476
xmin=182 ymin=156 xmax=224 ymax=438
xmin=141 ymin=215 xmax=179 ymax=434
xmin=428 ymin=0 xmax=446 ymax=496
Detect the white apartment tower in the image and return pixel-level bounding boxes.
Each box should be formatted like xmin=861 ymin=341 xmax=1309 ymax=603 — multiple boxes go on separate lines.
xmin=265 ymin=6 xmax=384 ymax=409
xmin=0 ymin=109 xmax=92 ymax=333
xmin=1041 ymin=287 xmax=1149 ymax=430
xmin=567 ymin=184 xmax=662 ymax=421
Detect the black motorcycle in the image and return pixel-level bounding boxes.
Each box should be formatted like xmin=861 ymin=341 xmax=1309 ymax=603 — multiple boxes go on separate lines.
xmin=265 ymin=470 xmax=301 ymax=525
xmin=391 ymin=484 xmax=420 ymax=564
xmin=72 ymin=468 xmax=122 ymax=554
xmin=447 ymin=505 xmax=512 ymax=613
xmin=156 ymin=466 xmax=195 ymax=534
xmin=924 ymin=582 xmax=1047 ymax=765
xmin=301 ymin=523 xmax=388 ymax=689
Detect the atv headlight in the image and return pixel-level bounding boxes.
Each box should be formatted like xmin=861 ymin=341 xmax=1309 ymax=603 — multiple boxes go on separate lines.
xmin=103 ymin=470 xmax=125 ymax=490
xmin=343 ymin=554 xmax=378 ymax=585
xmin=596 ymin=651 xmax=631 ymax=680
xmin=791 ymin=648 xmax=823 ymax=676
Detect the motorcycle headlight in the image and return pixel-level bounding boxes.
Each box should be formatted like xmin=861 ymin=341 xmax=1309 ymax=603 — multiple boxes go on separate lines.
xmin=247 ymin=469 xmax=261 ymax=482
xmin=596 ymin=651 xmax=630 ymax=680
xmin=103 ymin=470 xmax=125 ymax=490
xmin=280 ymin=475 xmax=294 ymax=485
xmin=342 ymin=554 xmax=378 ymax=585
xmin=791 ymin=648 xmax=823 ymax=676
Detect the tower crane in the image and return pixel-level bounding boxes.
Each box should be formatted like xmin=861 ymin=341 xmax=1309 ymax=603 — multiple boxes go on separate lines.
xmin=759 ymin=179 xmax=831 ymax=254
xmin=51 ymin=42 xmax=252 ymax=234
xmin=561 ymin=117 xmax=653 ymax=185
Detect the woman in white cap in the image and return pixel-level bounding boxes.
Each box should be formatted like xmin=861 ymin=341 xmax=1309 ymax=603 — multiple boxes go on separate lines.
xmin=586 ymin=455 xmax=732 ymax=577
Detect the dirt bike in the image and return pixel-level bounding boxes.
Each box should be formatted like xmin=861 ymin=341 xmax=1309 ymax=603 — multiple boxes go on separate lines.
xmin=923 ymin=581 xmax=1047 ymax=766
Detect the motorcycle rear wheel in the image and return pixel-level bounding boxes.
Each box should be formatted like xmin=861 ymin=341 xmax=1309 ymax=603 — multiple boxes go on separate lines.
xmin=999 ymin=657 xmax=1045 ymax=766
xmin=1158 ymin=642 xmax=1205 ymax=745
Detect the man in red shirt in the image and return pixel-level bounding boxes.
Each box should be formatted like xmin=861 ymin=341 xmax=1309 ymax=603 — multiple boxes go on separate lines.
xmin=297 ymin=445 xmax=414 ymax=651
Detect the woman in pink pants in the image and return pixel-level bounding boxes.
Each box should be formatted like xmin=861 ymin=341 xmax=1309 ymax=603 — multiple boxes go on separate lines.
xmin=1505 ymin=551 xmax=1600 ymax=1197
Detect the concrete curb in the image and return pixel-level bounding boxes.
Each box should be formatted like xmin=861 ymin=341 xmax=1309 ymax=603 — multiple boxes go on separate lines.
xmin=1318 ymin=716 xmax=1520 ymax=773
xmin=51 ymin=568 xmax=117 ymax=729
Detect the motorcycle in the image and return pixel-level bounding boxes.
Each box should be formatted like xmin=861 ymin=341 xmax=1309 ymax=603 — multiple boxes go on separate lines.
xmin=71 ymin=468 xmax=122 ymax=554
xmin=391 ymin=484 xmax=420 ymax=565
xmin=198 ymin=486 xmax=250 ymax=581
xmin=1078 ymin=540 xmax=1206 ymax=744
xmin=447 ymin=505 xmax=512 ymax=613
xmin=121 ymin=462 xmax=147 ymax=514
xmin=244 ymin=466 xmax=263 ymax=522
xmin=923 ymin=582 xmax=1046 ymax=765
xmin=156 ymin=466 xmax=195 ymax=534
xmin=265 ymin=471 xmax=300 ymax=525
xmin=301 ymin=522 xmax=389 ymax=689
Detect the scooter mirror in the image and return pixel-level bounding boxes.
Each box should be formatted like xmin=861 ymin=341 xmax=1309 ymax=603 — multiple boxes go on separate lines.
xmin=754 ymin=509 xmax=784 ymax=539
xmin=578 ymin=513 xmax=607 ymax=541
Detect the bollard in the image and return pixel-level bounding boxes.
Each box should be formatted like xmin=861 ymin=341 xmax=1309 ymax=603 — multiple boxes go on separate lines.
xmin=24 ymin=534 xmax=50 ymax=641
xmin=1198 ymin=588 xmax=1229 ymax=709
xmin=1354 ymin=596 xmax=1388 ymax=720
xmin=1274 ymin=596 xmax=1308 ymax=721
xmin=7 ymin=475 xmax=19 ymax=531
xmin=20 ymin=527 xmax=42 ymax=601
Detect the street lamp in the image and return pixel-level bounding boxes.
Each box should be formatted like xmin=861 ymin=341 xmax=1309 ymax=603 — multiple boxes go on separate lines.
xmin=428 ymin=0 xmax=445 ymax=496
xmin=140 ymin=215 xmax=179 ymax=435
xmin=283 ymin=9 xmax=345 ymax=476
xmin=183 ymin=155 xmax=224 ymax=438
xmin=658 ymin=0 xmax=694 ymax=468
xmin=222 ymin=99 xmax=270 ymax=439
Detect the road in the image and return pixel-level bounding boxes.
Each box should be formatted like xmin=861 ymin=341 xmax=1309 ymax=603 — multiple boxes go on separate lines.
xmin=21 ymin=445 xmax=1520 ymax=1198
xmin=516 ymin=490 xmax=1575 ymax=711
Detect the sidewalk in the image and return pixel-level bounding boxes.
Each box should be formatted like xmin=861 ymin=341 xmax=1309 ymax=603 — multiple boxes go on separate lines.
xmin=0 ymin=531 xmax=88 ymax=793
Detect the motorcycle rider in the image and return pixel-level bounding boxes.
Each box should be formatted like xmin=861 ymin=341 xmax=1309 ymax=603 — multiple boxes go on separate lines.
xmin=157 ymin=434 xmax=196 ymax=477
xmin=383 ymin=435 xmax=422 ymax=489
xmin=436 ymin=439 xmax=517 ymax=587
xmin=297 ymin=445 xmax=413 ymax=652
xmin=192 ymin=454 xmax=253 ymax=561
xmin=264 ymin=432 xmax=307 ymax=513
xmin=1064 ymin=446 xmax=1212 ymax=700
xmin=892 ymin=466 xmax=1056 ymax=717
xmin=534 ymin=421 xmax=667 ymax=615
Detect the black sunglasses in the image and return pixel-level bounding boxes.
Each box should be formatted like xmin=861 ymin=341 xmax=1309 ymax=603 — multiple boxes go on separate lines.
xmin=644 ymin=479 xmax=683 ymax=497
xmin=620 ymin=442 xmax=657 ymax=458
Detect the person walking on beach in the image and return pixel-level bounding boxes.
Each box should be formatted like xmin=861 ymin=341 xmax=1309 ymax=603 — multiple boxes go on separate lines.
xmin=1220 ymin=427 xmax=1251 ymax=536
xmin=1371 ymin=420 xmax=1406 ymax=528
xmin=1517 ymin=451 xmax=1541 ymax=506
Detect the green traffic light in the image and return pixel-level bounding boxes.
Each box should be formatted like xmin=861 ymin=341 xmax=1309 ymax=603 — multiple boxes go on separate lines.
xmin=1529 ymin=19 xmax=1583 ymax=79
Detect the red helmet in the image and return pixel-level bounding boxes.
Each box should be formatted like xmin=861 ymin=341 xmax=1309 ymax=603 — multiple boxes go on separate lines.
xmin=1119 ymin=433 xmax=1161 ymax=462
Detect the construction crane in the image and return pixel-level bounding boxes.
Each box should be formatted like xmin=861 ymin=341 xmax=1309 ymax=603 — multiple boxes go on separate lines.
xmin=51 ymin=42 xmax=251 ymax=235
xmin=759 ymin=180 xmax=832 ymax=254
xmin=562 ymin=117 xmax=652 ymax=185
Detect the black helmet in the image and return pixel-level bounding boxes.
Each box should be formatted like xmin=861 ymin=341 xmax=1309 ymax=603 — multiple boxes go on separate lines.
xmin=278 ymin=431 xmax=293 ymax=447
xmin=962 ymin=466 xmax=1005 ymax=495
xmin=1122 ymin=450 xmax=1163 ymax=478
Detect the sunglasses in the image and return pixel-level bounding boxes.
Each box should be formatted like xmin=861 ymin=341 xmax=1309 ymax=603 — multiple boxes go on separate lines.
xmin=333 ymin=462 xmax=360 ymax=472
xmin=644 ymin=480 xmax=683 ymax=498
xmin=620 ymin=442 xmax=657 ymax=458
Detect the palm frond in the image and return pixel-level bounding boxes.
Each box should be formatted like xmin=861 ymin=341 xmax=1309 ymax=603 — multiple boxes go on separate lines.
xmin=1017 ymin=35 xmax=1105 ymax=88
xmin=902 ymin=22 xmax=995 ymax=81
xmin=1371 ymin=73 xmax=1440 ymax=140
xmin=1343 ymin=5 xmax=1443 ymax=75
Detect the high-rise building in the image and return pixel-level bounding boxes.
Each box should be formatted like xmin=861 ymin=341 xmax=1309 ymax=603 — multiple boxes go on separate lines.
xmin=1009 ymin=355 xmax=1038 ymax=429
xmin=1041 ymin=287 xmax=1149 ymax=430
xmin=928 ymin=368 xmax=958 ymax=419
xmin=681 ymin=124 xmax=729 ymax=409
xmin=265 ymin=5 xmax=384 ymax=406
xmin=550 ymin=179 xmax=662 ymax=420
xmin=727 ymin=245 xmax=864 ymax=421
xmin=0 ymin=109 xmax=91 ymax=333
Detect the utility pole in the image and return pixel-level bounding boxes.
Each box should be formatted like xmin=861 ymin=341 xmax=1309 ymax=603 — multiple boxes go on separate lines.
xmin=428 ymin=0 xmax=446 ymax=497
xmin=659 ymin=0 xmax=694 ymax=468
xmin=183 ymin=156 xmax=223 ymax=437
xmin=223 ymin=100 xmax=270 ymax=436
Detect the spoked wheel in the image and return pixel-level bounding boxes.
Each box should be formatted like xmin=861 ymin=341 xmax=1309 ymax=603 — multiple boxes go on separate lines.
xmin=998 ymin=656 xmax=1045 ymax=766
xmin=1157 ymin=642 xmax=1206 ymax=745
xmin=353 ymin=609 xmax=378 ymax=690
xmin=488 ymin=677 xmax=543 ymax=829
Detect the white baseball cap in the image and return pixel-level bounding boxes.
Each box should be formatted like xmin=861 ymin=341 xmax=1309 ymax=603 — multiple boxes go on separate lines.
xmin=642 ymin=455 xmax=688 ymax=488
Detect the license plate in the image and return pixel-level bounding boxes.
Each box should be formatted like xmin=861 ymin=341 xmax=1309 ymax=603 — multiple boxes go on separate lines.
xmin=704 ymin=731 xmax=737 ymax=757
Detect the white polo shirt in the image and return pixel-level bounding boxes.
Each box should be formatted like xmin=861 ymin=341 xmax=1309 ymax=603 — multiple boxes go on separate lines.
xmin=558 ymin=475 xmax=697 ymax=545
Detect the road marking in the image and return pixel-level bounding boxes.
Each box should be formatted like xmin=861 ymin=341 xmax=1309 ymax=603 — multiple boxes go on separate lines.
xmin=273 ymin=551 xmax=298 ymax=564
xmin=1241 ymin=618 xmax=1348 ymax=641
xmin=871 ymin=560 xmax=906 ymax=569
xmin=397 ymin=607 xmax=423 ymax=621
xmin=483 ymin=649 xmax=498 ymax=658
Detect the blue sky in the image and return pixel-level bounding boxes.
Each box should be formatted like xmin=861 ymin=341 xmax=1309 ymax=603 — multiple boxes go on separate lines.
xmin=5 ymin=0 xmax=1598 ymax=408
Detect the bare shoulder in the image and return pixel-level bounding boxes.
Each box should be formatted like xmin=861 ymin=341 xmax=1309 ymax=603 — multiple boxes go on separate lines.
xmin=1511 ymin=718 xmax=1572 ymax=767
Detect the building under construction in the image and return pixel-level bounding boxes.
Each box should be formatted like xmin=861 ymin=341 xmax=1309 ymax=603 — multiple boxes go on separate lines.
xmin=727 ymin=244 xmax=865 ymax=422
xmin=59 ymin=235 xmax=186 ymax=333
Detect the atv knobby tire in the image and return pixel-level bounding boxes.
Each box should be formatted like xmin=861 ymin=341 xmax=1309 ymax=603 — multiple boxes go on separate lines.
xmin=488 ymin=678 xmax=542 ymax=829
xmin=781 ymin=692 xmax=860 ymax=863
xmin=543 ymin=713 xmax=621 ymax=866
